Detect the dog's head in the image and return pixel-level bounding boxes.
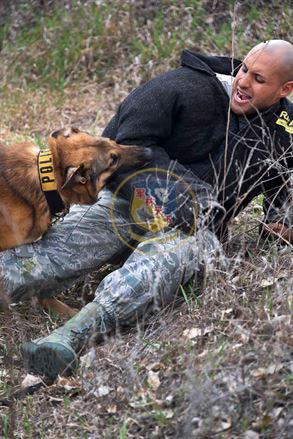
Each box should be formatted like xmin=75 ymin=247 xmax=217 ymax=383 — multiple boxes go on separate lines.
xmin=48 ymin=127 xmax=152 ymax=205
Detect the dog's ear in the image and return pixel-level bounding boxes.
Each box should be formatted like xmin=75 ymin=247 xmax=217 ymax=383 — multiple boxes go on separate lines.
xmin=62 ymin=166 xmax=88 ymax=190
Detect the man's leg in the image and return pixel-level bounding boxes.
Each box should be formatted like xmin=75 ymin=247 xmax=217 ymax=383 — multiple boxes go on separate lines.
xmin=0 ymin=190 xmax=131 ymax=303
xmin=21 ymin=229 xmax=223 ymax=380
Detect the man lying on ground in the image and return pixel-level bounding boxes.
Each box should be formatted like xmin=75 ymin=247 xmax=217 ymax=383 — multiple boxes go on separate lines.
xmin=0 ymin=39 xmax=292 ymax=380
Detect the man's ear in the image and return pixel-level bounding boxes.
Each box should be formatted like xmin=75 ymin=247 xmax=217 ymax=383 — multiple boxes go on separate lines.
xmin=62 ymin=166 xmax=88 ymax=190
xmin=280 ymin=81 xmax=293 ymax=98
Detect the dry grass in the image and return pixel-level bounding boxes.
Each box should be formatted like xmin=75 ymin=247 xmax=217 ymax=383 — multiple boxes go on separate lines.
xmin=0 ymin=1 xmax=292 ymax=438
xmin=1 ymin=227 xmax=292 ymax=438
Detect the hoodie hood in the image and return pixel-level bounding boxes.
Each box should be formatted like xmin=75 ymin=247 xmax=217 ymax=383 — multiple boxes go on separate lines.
xmin=181 ymin=49 xmax=242 ymax=77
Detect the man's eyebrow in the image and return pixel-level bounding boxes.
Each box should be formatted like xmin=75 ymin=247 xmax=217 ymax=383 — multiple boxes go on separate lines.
xmin=243 ymin=61 xmax=266 ymax=78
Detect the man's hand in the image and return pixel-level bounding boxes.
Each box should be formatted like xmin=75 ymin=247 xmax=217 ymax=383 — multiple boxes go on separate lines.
xmin=261 ymin=223 xmax=293 ymax=244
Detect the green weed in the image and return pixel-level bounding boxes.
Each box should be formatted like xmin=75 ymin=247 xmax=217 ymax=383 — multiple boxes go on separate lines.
xmin=63 ymin=395 xmax=71 ymax=410
xmin=1 ymin=2 xmax=120 ymax=89
xmin=152 ymin=409 xmax=171 ymax=427
xmin=1 ymin=0 xmax=291 ymax=91
xmin=180 ymin=284 xmax=201 ymax=313
xmin=213 ymin=22 xmax=232 ymax=51
xmin=248 ymin=6 xmax=261 ymax=22
xmin=119 ymin=417 xmax=129 ymax=439
xmin=1 ymin=414 xmax=10 ymax=438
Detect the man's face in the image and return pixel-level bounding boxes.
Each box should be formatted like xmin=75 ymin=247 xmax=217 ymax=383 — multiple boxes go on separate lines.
xmin=231 ymin=49 xmax=286 ymax=115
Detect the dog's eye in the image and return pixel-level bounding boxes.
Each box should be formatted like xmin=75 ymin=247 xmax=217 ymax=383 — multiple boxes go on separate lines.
xmin=51 ymin=129 xmax=61 ymax=138
xmin=110 ymin=154 xmax=119 ymax=166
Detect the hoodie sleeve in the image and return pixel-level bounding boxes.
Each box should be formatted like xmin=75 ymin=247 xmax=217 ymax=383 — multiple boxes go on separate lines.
xmin=262 ymin=186 xmax=292 ymax=228
xmin=261 ymin=102 xmax=293 ymax=234
xmin=102 ymin=77 xmax=224 ymax=232
xmin=262 ymin=164 xmax=293 ymax=230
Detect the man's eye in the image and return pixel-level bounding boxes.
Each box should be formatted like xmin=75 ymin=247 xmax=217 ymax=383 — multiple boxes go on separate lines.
xmin=241 ymin=64 xmax=248 ymax=73
xmin=255 ymin=75 xmax=265 ymax=83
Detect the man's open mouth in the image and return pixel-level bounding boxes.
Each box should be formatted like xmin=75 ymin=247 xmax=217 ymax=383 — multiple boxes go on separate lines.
xmin=234 ymin=89 xmax=252 ymax=104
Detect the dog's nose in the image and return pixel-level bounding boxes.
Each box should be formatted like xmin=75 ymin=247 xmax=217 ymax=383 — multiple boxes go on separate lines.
xmin=134 ymin=147 xmax=153 ymax=163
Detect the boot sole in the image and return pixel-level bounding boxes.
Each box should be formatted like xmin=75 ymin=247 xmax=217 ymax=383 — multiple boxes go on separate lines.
xmin=21 ymin=341 xmax=78 ymax=381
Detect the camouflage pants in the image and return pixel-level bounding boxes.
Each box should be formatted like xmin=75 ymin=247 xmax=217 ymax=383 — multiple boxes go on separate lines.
xmin=0 ymin=189 xmax=222 ymax=327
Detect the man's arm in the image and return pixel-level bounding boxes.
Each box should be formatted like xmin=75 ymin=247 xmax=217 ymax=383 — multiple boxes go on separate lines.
xmin=102 ymin=77 xmax=224 ymax=232
xmin=261 ymin=176 xmax=293 ymax=243
xmin=261 ymin=137 xmax=293 ymax=244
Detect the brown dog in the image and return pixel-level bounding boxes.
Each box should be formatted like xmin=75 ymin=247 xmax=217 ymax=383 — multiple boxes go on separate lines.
xmin=0 ymin=127 xmax=152 ymax=316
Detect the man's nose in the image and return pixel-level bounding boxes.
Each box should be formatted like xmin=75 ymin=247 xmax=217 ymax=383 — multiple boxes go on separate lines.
xmin=238 ymin=73 xmax=250 ymax=89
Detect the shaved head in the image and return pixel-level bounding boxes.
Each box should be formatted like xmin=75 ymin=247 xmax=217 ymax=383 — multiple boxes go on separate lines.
xmin=231 ymin=39 xmax=293 ymax=114
xmin=248 ymin=40 xmax=293 ymax=83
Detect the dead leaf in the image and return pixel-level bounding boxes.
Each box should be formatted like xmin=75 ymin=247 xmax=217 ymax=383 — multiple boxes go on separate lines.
xmin=260 ymin=271 xmax=287 ymax=288
xmin=183 ymin=326 xmax=213 ymax=339
xmin=212 ymin=416 xmax=232 ymax=433
xmin=107 ymin=404 xmax=117 ymax=413
xmin=198 ymin=349 xmax=208 ymax=357
xmin=232 ymin=343 xmax=244 ymax=351
xmin=164 ymin=394 xmax=173 ymax=406
xmin=96 ymin=385 xmax=111 ymax=397
xmin=0 ymin=370 xmax=9 ymax=379
xmin=251 ymin=364 xmax=283 ymax=379
xmin=221 ymin=308 xmax=233 ymax=320
xmin=80 ymin=347 xmax=96 ymax=369
xmin=261 ymin=277 xmax=277 ymax=287
xmin=205 ymin=15 xmax=214 ymax=24
xmin=146 ymin=362 xmax=165 ymax=371
xmin=244 ymin=431 xmax=259 ymax=439
xmin=57 ymin=376 xmax=80 ymax=388
xmin=162 ymin=409 xmax=174 ymax=419
xmin=21 ymin=374 xmax=43 ymax=388
xmin=147 ymin=370 xmax=161 ymax=391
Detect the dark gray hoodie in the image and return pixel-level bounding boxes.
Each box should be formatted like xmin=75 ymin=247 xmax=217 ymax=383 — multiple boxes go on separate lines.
xmin=103 ymin=51 xmax=292 ymax=230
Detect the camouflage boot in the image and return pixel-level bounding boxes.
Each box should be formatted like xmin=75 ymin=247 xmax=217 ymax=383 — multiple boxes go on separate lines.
xmin=21 ymin=302 xmax=108 ymax=381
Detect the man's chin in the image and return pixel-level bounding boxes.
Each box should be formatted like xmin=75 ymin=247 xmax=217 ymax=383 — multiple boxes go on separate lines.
xmin=231 ymin=100 xmax=254 ymax=115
